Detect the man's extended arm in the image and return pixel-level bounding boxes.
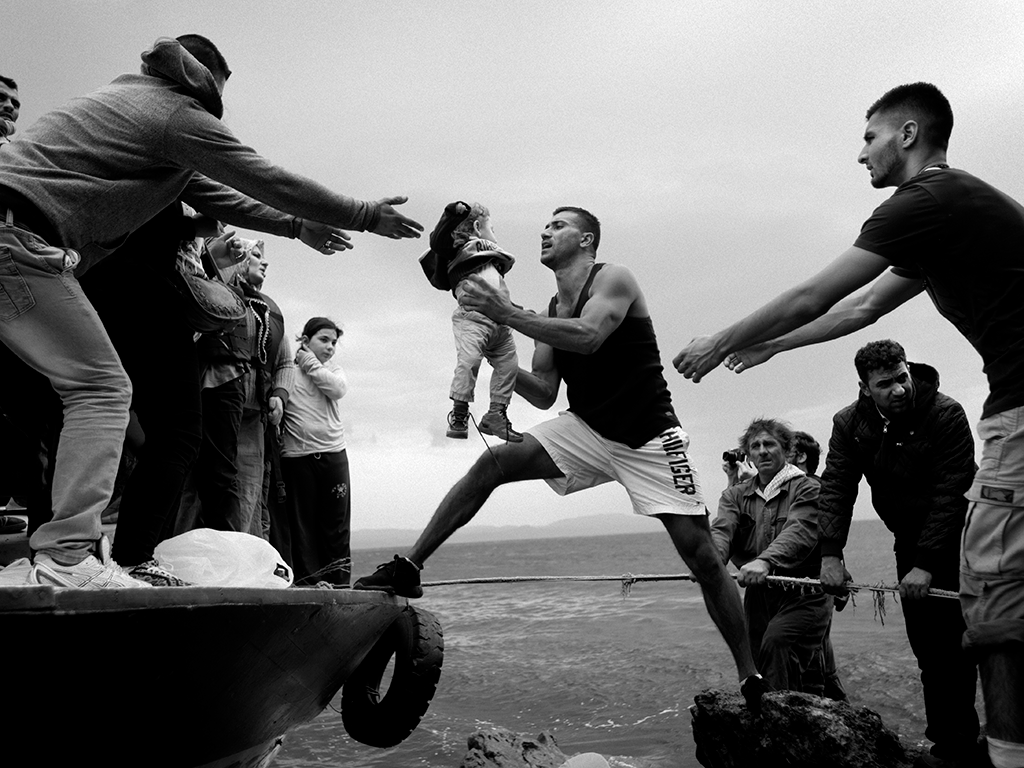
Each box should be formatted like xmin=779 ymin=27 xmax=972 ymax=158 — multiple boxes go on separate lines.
xmin=168 ymin=111 xmax=422 ymax=240
xmin=673 ymin=247 xmax=893 ymax=382
xmin=460 ymin=264 xmax=639 ymax=354
xmin=515 ymin=339 xmax=561 ymax=410
xmin=724 ymin=270 xmax=925 ymax=373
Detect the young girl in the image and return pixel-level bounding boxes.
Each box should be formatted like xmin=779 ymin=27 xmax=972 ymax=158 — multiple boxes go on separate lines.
xmin=280 ymin=317 xmax=351 ymax=586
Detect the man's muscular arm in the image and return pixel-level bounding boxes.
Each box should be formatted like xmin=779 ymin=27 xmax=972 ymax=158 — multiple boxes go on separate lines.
xmin=460 ymin=263 xmax=640 ymax=353
xmin=673 ymin=247 xmax=892 ymax=382
xmin=515 ymin=339 xmax=561 ymax=410
xmin=724 ymin=270 xmax=924 ymax=373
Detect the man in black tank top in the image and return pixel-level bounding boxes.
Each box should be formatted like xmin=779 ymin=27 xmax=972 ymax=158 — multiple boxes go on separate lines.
xmin=357 ymin=207 xmax=769 ymax=710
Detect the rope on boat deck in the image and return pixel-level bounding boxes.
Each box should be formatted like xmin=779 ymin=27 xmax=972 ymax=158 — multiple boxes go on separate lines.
xmin=420 ymin=572 xmax=959 ymax=626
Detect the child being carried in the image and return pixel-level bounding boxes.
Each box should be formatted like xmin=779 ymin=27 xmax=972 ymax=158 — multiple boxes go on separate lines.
xmin=420 ymin=201 xmax=522 ymax=442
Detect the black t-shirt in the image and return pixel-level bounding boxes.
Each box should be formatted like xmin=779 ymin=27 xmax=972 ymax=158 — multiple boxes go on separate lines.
xmin=854 ymin=168 xmax=1024 ymax=418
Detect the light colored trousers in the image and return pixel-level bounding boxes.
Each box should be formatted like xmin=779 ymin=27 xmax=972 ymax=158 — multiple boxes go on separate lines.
xmin=0 ymin=219 xmax=131 ymax=562
xmin=449 ymin=306 xmax=517 ymax=405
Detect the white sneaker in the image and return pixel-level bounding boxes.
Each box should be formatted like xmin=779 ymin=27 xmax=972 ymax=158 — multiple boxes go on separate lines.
xmin=32 ymin=553 xmax=152 ymax=589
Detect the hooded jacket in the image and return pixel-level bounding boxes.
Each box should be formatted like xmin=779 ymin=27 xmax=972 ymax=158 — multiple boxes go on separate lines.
xmin=0 ymin=38 xmax=380 ymax=269
xmin=817 ymin=362 xmax=976 ymax=575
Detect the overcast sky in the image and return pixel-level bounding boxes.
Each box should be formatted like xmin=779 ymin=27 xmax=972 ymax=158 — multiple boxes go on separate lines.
xmin=3 ymin=1 xmax=1022 ymax=532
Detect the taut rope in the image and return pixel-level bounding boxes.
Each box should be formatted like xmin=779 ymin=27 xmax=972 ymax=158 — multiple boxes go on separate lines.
xmin=420 ymin=572 xmax=959 ymax=626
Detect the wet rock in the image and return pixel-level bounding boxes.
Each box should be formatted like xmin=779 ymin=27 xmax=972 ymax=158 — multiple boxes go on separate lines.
xmin=690 ymin=688 xmax=927 ymax=768
xmin=460 ymin=727 xmax=568 ymax=768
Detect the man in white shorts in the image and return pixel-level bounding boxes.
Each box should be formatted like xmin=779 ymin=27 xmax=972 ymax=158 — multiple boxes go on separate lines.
xmin=356 ymin=206 xmax=765 ymax=708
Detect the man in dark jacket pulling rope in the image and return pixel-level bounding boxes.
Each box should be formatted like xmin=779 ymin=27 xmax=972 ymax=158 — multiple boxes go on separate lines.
xmin=818 ymin=340 xmax=980 ymax=768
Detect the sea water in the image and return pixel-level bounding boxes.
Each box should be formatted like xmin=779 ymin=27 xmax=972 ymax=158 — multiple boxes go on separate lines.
xmin=274 ymin=519 xmax=950 ymax=768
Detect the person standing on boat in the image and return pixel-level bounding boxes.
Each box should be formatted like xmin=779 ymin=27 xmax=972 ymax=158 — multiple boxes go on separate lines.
xmin=710 ymin=417 xmax=832 ymax=694
xmin=280 ymin=317 xmax=351 ymax=587
xmin=0 ymin=73 xmax=34 ymax=538
xmin=237 ymin=241 xmax=293 ymax=541
xmin=355 ymin=206 xmax=768 ymax=710
xmin=0 ymin=34 xmax=422 ymax=590
xmin=671 ymin=82 xmax=1021 ymax=768
xmin=814 ymin=340 xmax=981 ymax=768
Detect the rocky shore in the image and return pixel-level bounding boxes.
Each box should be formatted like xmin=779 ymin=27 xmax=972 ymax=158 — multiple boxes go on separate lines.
xmin=459 ymin=688 xmax=939 ymax=768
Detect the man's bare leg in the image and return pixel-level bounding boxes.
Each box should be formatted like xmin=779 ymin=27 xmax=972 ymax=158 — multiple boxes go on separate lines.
xmin=354 ymin=436 xmax=561 ymax=596
xmin=657 ymin=512 xmax=758 ymax=681
xmin=408 ymin=435 xmax=561 ymax=566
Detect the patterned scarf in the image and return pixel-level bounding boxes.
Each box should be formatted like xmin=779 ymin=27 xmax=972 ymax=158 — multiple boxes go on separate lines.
xmin=754 ymin=463 xmax=805 ymax=502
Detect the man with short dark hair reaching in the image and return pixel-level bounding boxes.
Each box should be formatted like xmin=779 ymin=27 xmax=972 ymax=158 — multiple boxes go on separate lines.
xmin=673 ymin=83 xmax=1019 ymax=767
xmin=356 ymin=206 xmax=766 ymax=708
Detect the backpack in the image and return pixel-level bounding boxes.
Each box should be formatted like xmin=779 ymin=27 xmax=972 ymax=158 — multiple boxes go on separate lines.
xmin=418 ymin=200 xmax=471 ymax=292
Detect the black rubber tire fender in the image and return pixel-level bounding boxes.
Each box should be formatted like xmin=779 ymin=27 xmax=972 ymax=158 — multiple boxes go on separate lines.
xmin=341 ymin=605 xmax=444 ymax=748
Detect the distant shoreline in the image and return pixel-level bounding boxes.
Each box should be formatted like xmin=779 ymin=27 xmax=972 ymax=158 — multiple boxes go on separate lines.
xmin=351 ymin=513 xmax=885 ymax=551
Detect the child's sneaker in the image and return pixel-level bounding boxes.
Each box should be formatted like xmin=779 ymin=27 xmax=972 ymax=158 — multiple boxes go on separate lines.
xmin=478 ymin=409 xmax=523 ymax=442
xmin=353 ymin=554 xmax=423 ymax=598
xmin=32 ymin=553 xmax=152 ymax=589
xmin=446 ymin=408 xmax=469 ymax=439
xmin=126 ymin=559 xmax=191 ymax=587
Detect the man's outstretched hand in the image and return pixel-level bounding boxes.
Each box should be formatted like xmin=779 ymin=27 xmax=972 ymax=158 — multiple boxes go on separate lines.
xmin=673 ymin=335 xmax=725 ymax=383
xmin=724 ymin=343 xmax=775 ymax=374
xmin=299 ymin=220 xmax=353 ymax=253
xmin=371 ymin=196 xmax=424 ymax=240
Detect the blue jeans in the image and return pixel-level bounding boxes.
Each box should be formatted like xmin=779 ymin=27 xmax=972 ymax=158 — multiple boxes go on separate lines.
xmin=0 ymin=218 xmax=131 ymax=562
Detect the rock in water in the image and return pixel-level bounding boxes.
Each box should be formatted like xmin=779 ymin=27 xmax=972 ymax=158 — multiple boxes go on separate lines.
xmin=690 ymin=688 xmax=926 ymax=768
xmin=460 ymin=728 xmax=568 ymax=768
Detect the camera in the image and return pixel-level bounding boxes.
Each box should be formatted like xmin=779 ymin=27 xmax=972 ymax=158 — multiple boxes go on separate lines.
xmin=722 ymin=449 xmax=745 ymax=465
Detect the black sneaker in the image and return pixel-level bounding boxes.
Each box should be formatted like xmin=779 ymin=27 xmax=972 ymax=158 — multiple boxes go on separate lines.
xmin=740 ymin=673 xmax=772 ymax=714
xmin=353 ymin=555 xmax=423 ymax=598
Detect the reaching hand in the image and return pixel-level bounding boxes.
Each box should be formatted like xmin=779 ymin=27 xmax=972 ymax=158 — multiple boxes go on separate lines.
xmin=819 ymin=556 xmax=853 ymax=596
xmin=371 ymin=196 xmax=424 ymax=240
xmin=299 ymin=220 xmax=353 ymax=254
xmin=672 ymin=335 xmax=725 ymax=383
xmin=724 ymin=343 xmax=775 ymax=373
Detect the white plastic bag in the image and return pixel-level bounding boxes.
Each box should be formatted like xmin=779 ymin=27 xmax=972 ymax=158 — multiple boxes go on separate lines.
xmin=154 ymin=529 xmax=293 ymax=588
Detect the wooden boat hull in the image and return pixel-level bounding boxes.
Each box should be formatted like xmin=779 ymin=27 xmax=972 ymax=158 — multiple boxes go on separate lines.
xmin=1 ymin=584 xmax=419 ymax=767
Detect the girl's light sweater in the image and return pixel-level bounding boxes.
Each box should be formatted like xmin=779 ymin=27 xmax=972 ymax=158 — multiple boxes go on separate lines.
xmin=281 ymin=349 xmax=347 ymax=457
